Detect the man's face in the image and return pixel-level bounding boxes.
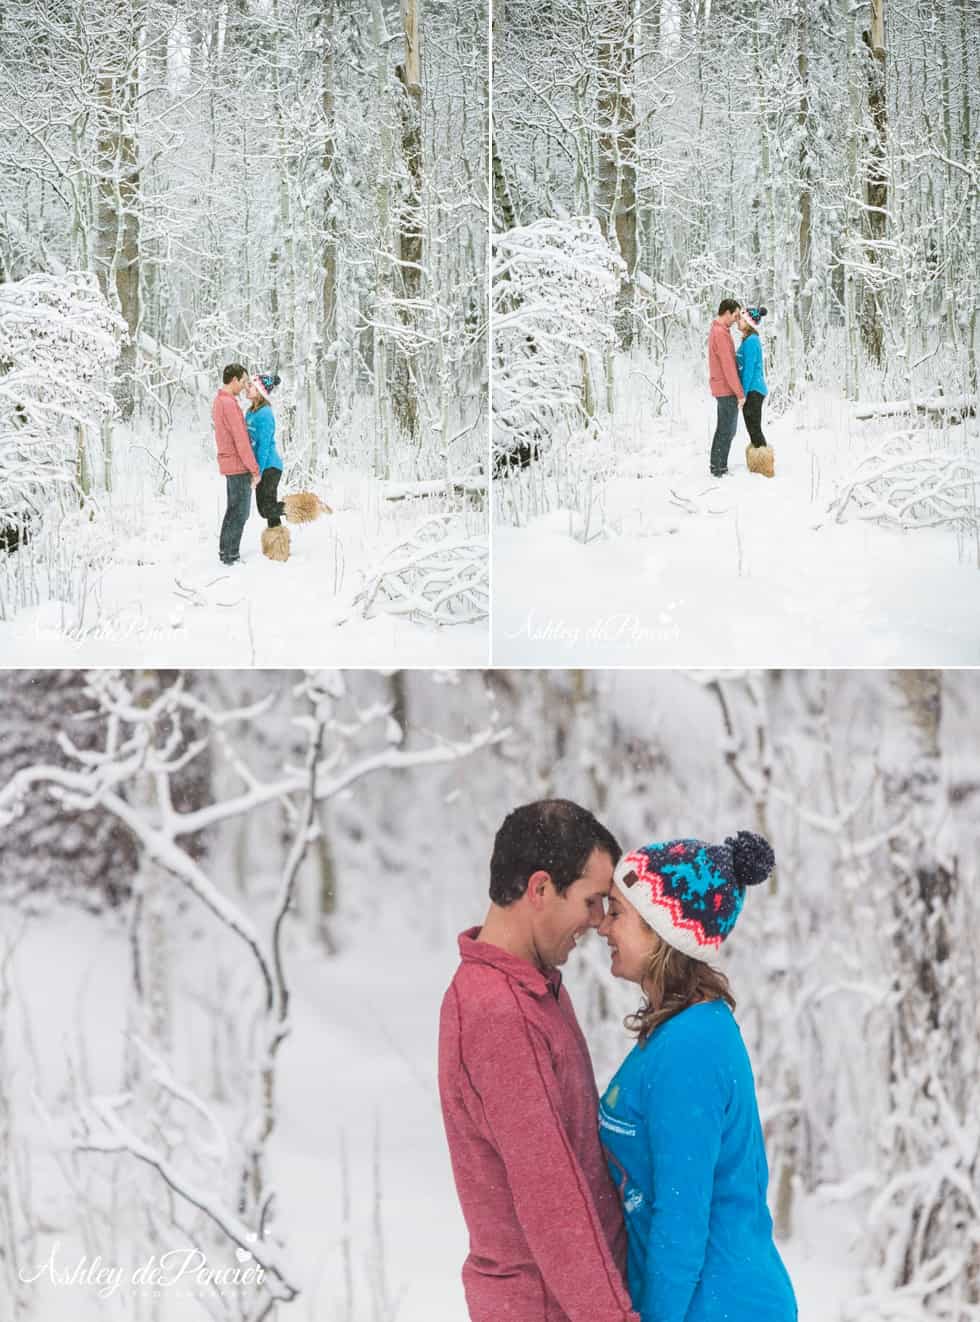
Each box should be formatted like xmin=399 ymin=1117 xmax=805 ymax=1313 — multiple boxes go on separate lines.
xmin=229 ymin=373 xmax=247 ymax=395
xmin=532 ymin=846 xmax=614 ymax=968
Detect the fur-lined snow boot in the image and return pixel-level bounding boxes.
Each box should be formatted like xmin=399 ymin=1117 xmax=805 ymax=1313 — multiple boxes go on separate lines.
xmin=746 ymin=443 xmax=775 ymax=478
xmin=283 ymin=491 xmax=332 ymax=523
xmin=261 ymin=525 xmax=291 ymax=562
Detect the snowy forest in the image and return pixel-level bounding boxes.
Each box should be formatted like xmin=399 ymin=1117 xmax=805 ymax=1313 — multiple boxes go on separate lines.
xmin=491 ymin=0 xmax=980 ymax=665
xmin=0 ymin=0 xmax=488 ymax=665
xmin=0 ymin=666 xmax=977 ymax=1321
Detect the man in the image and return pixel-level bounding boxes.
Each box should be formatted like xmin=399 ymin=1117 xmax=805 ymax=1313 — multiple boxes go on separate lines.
xmin=213 ymin=363 xmax=259 ymax=565
xmin=438 ymin=799 xmax=640 ymax=1322
xmin=708 ymin=298 xmax=745 ymax=477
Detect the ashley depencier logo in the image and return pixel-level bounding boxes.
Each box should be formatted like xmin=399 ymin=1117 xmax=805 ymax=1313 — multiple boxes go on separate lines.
xmin=20 ymin=1241 xmax=267 ymax=1300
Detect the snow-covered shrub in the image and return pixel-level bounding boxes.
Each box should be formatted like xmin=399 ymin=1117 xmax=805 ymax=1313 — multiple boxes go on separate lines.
xmin=0 ymin=271 xmax=124 ymax=523
xmin=0 ymin=272 xmax=123 ymax=621
xmin=492 ymin=217 xmax=624 ymax=530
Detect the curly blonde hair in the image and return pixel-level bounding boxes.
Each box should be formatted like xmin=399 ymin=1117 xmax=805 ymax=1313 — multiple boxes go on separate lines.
xmin=626 ymin=930 xmax=735 ymax=1044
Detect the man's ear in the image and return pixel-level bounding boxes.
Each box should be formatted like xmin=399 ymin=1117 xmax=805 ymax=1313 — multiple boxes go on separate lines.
xmin=526 ymin=870 xmax=553 ymax=911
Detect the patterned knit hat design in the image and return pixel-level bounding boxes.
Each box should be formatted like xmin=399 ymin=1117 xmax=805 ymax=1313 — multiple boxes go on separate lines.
xmin=253 ymin=372 xmax=281 ymax=402
xmin=613 ymin=831 xmax=774 ymax=963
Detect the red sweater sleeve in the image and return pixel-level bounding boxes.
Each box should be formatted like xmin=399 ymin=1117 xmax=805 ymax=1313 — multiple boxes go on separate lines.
xmin=464 ymin=992 xmax=639 ymax=1322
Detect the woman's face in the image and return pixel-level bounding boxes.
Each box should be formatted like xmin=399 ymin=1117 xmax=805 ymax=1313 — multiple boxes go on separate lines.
xmin=598 ymin=886 xmax=658 ymax=984
xmin=246 ymin=381 xmax=261 ymax=403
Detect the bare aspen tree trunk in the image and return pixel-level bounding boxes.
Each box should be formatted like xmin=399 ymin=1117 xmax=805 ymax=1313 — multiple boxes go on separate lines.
xmin=860 ymin=0 xmax=887 ymax=366
xmin=315 ymin=802 xmax=339 ymax=955
xmin=392 ymin=0 xmax=423 ymax=443
xmin=491 ymin=118 xmax=517 ymax=229
xmin=844 ymin=1 xmax=862 ymax=399
xmin=94 ymin=11 xmax=141 ymax=425
xmin=963 ymin=0 xmax=978 ymax=392
xmin=271 ymin=0 xmax=298 ymax=455
xmin=595 ymin=0 xmax=638 ymax=350
xmin=321 ymin=0 xmax=339 ymax=424
xmin=129 ymin=755 xmax=174 ymax=1058
xmin=879 ymin=671 xmax=980 ymax=1308
xmin=371 ymin=0 xmax=393 ymax=475
xmin=796 ymin=0 xmax=812 ymax=377
xmin=75 ymin=423 xmax=91 ymax=501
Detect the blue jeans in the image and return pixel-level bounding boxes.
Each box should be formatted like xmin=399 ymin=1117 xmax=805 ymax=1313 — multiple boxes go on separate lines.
xmin=219 ymin=473 xmax=252 ymax=562
xmin=710 ymin=395 xmax=739 ymax=474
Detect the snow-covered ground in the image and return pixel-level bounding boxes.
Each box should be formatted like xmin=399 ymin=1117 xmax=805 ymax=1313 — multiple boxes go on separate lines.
xmin=7 ymin=904 xmax=862 ymax=1321
xmin=0 ymin=410 xmax=488 ymax=667
xmin=493 ymin=362 xmax=980 ymax=666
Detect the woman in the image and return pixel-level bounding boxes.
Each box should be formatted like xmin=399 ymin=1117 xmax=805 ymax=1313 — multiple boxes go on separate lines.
xmin=245 ymin=372 xmax=285 ymax=528
xmin=736 ymin=306 xmax=769 ymax=450
xmin=597 ymin=832 xmax=797 ymax=1322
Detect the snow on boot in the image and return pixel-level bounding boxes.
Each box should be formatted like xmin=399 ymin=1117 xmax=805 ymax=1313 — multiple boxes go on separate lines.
xmin=746 ymin=443 xmax=774 ymax=478
xmin=283 ymin=491 xmax=332 ymax=523
xmin=261 ymin=525 xmax=291 ymax=562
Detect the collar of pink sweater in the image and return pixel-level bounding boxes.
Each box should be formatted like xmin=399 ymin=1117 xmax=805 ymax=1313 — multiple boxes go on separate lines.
xmin=458 ymin=927 xmax=563 ymax=999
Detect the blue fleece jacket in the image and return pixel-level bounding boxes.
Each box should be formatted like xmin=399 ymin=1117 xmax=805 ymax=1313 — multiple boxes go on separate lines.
xmin=245 ymin=405 xmax=283 ymax=472
xmin=736 ymin=333 xmax=768 ymax=397
xmin=599 ymin=1001 xmax=796 ymax=1322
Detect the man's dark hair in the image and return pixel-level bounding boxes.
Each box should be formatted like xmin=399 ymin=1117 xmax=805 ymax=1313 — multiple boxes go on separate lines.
xmin=717 ymin=298 xmax=742 ymax=316
xmin=222 ymin=362 xmax=248 ymax=385
xmin=489 ymin=799 xmax=621 ymax=906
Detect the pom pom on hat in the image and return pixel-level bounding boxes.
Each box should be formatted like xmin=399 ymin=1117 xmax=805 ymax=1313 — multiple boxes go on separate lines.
xmin=729 ymin=830 xmax=775 ymax=887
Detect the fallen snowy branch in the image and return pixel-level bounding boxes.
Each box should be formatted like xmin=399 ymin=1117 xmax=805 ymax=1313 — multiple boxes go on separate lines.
xmin=829 ymin=441 xmax=980 ymax=530
xmin=381 ymin=478 xmax=486 ymax=501
xmin=668 ymin=487 xmax=730 ymax=517
xmin=173 ymin=576 xmax=235 ymax=608
xmin=853 ymin=395 xmax=976 ymax=423
xmin=342 ymin=514 xmax=488 ymax=626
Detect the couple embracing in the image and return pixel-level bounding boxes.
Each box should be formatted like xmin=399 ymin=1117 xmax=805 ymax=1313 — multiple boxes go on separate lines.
xmin=438 ymin=799 xmax=797 ymax=1322
xmin=212 ymin=363 xmax=285 ymax=565
xmin=708 ymin=300 xmax=771 ymax=479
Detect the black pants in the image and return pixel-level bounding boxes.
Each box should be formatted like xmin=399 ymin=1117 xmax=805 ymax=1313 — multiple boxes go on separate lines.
xmin=744 ymin=391 xmax=767 ymax=447
xmin=256 ymin=468 xmax=285 ymax=527
xmin=219 ymin=473 xmax=251 ymax=563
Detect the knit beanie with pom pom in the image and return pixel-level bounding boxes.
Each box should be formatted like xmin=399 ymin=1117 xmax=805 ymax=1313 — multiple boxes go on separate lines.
xmin=612 ymin=832 xmax=774 ymax=963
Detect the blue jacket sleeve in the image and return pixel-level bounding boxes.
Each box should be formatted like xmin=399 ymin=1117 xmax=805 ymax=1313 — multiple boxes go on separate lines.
xmin=639 ymin=1030 xmax=727 ymax=1322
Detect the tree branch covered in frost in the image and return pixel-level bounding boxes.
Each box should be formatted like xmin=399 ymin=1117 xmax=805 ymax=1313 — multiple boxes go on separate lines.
xmin=75 ymin=1094 xmax=298 ymax=1302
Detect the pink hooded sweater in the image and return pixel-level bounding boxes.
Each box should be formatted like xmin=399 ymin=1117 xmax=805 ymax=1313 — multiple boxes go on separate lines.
xmin=212 ymin=390 xmax=259 ymax=477
xmin=707 ymin=318 xmax=745 ymax=400
xmin=438 ymin=928 xmax=639 ymax=1322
